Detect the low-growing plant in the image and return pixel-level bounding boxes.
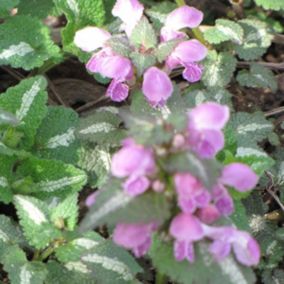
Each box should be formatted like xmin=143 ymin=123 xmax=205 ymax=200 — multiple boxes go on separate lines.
xmin=0 ymin=0 xmax=283 ymax=283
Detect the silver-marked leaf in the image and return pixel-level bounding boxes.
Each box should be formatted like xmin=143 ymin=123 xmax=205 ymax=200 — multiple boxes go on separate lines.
xmin=15 ymin=157 xmax=87 ymax=199
xmin=204 ymin=19 xmax=244 ymax=45
xmin=150 ymin=237 xmax=256 ymax=284
xmin=14 ymin=195 xmax=62 ymax=249
xmin=76 ymin=110 xmax=126 ymax=145
xmin=78 ymin=144 xmax=112 ymax=187
xmin=237 ymin=64 xmax=277 ymax=91
xmin=0 ymin=16 xmax=62 ymax=70
xmin=80 ymin=179 xmax=170 ymax=231
xmin=0 ymin=76 xmax=48 ymax=149
xmin=254 ymin=0 xmax=284 ymax=10
xmin=235 ymin=19 xmax=273 ymax=60
xmin=130 ymin=52 xmax=156 ymax=76
xmin=106 ymin=36 xmax=132 ymax=57
xmin=35 ymin=106 xmax=80 ymax=164
xmin=81 ymin=240 xmax=142 ymax=284
xmin=202 ymin=51 xmax=237 ymax=88
xmin=0 ymin=109 xmax=19 ymax=126
xmin=55 ymin=231 xmax=104 ymax=263
xmin=49 ymin=193 xmax=79 ymax=230
xmin=130 ymin=16 xmax=157 ymax=49
xmin=155 ymin=38 xmax=182 ymax=63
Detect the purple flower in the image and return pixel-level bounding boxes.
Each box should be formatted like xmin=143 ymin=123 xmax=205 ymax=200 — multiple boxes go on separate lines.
xmin=187 ymin=102 xmax=230 ymax=158
xmin=174 ymin=173 xmax=210 ymax=213
xmin=106 ymin=80 xmax=129 ymax=102
xmin=123 ymin=175 xmax=150 ymax=196
xmin=112 ymin=0 xmax=144 ymax=36
xmin=170 ymin=213 xmax=204 ymax=262
xmin=213 ymin=184 xmax=234 ymax=216
xmin=161 ymin=6 xmax=203 ymax=41
xmin=74 ymin=27 xmax=111 ymax=52
xmin=85 ymin=191 xmax=98 ymax=208
xmin=220 ymin=163 xmax=258 ymax=192
xmin=197 ymin=204 xmax=220 ymax=224
xmin=142 ymin=67 xmax=173 ymax=107
xmin=111 ymin=138 xmax=156 ymax=178
xmin=167 ymin=39 xmax=207 ymax=83
xmin=113 ymin=223 xmax=156 ymax=257
xmin=111 ymin=138 xmax=156 ymax=196
xmin=203 ymin=226 xmax=261 ymax=266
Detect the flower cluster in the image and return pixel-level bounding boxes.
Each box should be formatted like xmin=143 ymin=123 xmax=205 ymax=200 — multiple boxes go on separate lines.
xmin=111 ymin=102 xmax=260 ymax=266
xmin=74 ymin=0 xmax=207 ymax=107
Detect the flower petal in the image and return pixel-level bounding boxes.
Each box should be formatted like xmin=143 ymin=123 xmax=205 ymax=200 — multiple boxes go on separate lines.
xmin=112 ymin=0 xmax=144 ymax=36
xmin=171 ymin=40 xmax=207 ymax=64
xmin=123 ymin=175 xmax=150 ymax=196
xmin=232 ymin=231 xmax=260 ymax=266
xmin=197 ymin=204 xmax=220 ymax=224
xmin=182 ymin=63 xmax=203 ymax=83
xmin=221 ymin=163 xmax=258 ymax=192
xmin=74 ymin=27 xmax=111 ymax=52
xmin=142 ymin=67 xmax=173 ymax=107
xmin=106 ymin=80 xmax=129 ymax=102
xmin=165 ymin=6 xmax=203 ymax=31
xmin=209 ymin=240 xmax=231 ymax=261
xmin=170 ymin=213 xmax=204 ymax=242
xmin=189 ymin=102 xmax=230 ymax=130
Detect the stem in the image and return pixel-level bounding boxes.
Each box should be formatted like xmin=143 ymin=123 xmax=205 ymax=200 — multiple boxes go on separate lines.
xmin=155 ymin=271 xmax=167 ymax=284
xmin=175 ymin=0 xmax=186 ymax=6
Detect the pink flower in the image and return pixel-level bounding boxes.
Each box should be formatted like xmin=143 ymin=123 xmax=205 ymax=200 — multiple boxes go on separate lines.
xmin=167 ymin=40 xmax=207 ymax=83
xmin=161 ymin=6 xmax=203 ymax=41
xmin=187 ymin=102 xmax=230 ymax=158
xmin=174 ymin=173 xmax=210 ymax=213
xmin=212 ymin=184 xmax=234 ymax=216
xmin=106 ymin=80 xmax=129 ymax=102
xmin=112 ymin=0 xmax=144 ymax=36
xmin=111 ymin=138 xmax=156 ymax=196
xmin=220 ymin=163 xmax=258 ymax=192
xmin=170 ymin=213 xmax=204 ymax=262
xmin=142 ymin=67 xmax=173 ymax=107
xmin=196 ymin=204 xmax=220 ymax=224
xmin=113 ymin=223 xmax=156 ymax=257
xmin=203 ymin=225 xmax=260 ymax=266
xmin=85 ymin=191 xmax=98 ymax=208
xmin=74 ymin=27 xmax=111 ymax=52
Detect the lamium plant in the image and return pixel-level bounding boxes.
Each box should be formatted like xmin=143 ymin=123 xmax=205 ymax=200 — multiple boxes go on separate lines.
xmin=0 ymin=0 xmax=283 ymax=283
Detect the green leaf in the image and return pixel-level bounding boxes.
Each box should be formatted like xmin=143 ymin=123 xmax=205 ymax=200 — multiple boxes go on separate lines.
xmin=14 ymin=195 xmax=62 ymax=249
xmin=0 ymin=16 xmax=62 ymax=70
xmin=35 ymin=106 xmax=80 ymax=164
xmin=45 ymin=261 xmax=96 ymax=284
xmin=106 ymin=36 xmax=132 ymax=57
xmin=162 ymin=152 xmax=221 ymax=189
xmin=237 ymin=64 xmax=277 ymax=91
xmin=54 ymin=0 xmax=105 ymax=55
xmin=150 ymin=237 xmax=256 ymax=284
xmin=77 ymin=144 xmax=112 ymax=188
xmin=0 ymin=109 xmax=19 ymax=126
xmin=183 ymin=88 xmax=233 ymax=108
xmin=202 ymin=51 xmax=237 ymax=88
xmin=80 ymin=179 xmax=170 ymax=230
xmin=15 ymin=157 xmax=87 ymax=199
xmin=254 ymin=0 xmax=284 ymax=10
xmin=76 ymin=110 xmax=126 ymax=145
xmin=130 ymin=52 xmax=156 ymax=77
xmin=235 ymin=19 xmax=273 ymax=60
xmin=0 ymin=215 xmax=22 ymax=248
xmin=55 ymin=231 xmax=104 ymax=263
xmin=155 ymin=38 xmax=182 ymax=63
xmin=17 ymin=0 xmax=54 ymax=19
xmin=50 ymin=193 xmax=79 ymax=230
xmin=130 ymin=16 xmax=157 ymax=49
xmin=0 ymin=155 xmax=16 ymax=204
xmin=204 ymin=19 xmax=244 ymax=45
xmin=0 ymin=0 xmax=19 ymax=17
xmin=228 ymin=111 xmax=274 ymax=149
xmin=81 ymin=240 xmax=142 ymax=284
xmin=0 ymin=76 xmax=48 ymax=149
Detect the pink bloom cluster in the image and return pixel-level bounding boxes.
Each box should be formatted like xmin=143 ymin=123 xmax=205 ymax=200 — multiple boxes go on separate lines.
xmin=74 ymin=0 xmax=207 ymax=107
xmin=111 ymin=102 xmax=260 ymax=266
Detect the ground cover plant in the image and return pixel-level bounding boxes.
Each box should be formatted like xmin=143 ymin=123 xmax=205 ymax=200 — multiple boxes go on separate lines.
xmin=0 ymin=0 xmax=283 ymax=283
